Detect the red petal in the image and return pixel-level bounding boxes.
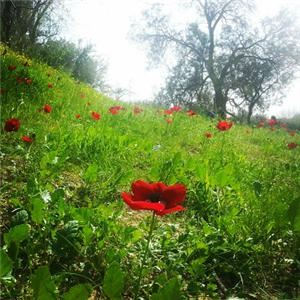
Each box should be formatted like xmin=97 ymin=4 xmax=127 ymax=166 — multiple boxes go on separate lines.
xmin=132 ymin=180 xmax=154 ymax=201
xmin=155 ymin=205 xmax=185 ymax=216
xmin=162 ymin=184 xmax=186 ymax=208
xmin=122 ymin=193 xmax=165 ymax=211
xmin=150 ymin=182 xmax=167 ymax=194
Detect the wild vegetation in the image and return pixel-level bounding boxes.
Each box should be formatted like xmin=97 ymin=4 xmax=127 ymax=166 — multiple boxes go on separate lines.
xmin=1 ymin=45 xmax=300 ymax=300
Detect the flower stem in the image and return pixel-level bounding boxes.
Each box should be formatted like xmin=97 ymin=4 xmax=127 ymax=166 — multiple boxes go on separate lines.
xmin=134 ymin=211 xmax=156 ymax=300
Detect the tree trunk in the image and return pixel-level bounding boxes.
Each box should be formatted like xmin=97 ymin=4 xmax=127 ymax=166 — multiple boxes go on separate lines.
xmin=214 ymin=88 xmax=227 ymax=119
xmin=247 ymin=102 xmax=255 ymax=125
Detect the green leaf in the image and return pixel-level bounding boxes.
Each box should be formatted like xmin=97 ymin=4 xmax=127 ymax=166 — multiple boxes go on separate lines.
xmin=10 ymin=210 xmax=29 ymax=227
xmin=53 ymin=221 xmax=79 ymax=257
xmin=62 ymin=284 xmax=92 ymax=300
xmin=103 ymin=261 xmax=124 ymax=300
xmin=253 ymin=181 xmax=262 ymax=196
xmin=51 ymin=189 xmax=65 ymax=203
xmin=195 ymin=164 xmax=206 ymax=180
xmin=0 ymin=248 xmax=13 ymax=278
xmin=4 ymin=224 xmax=30 ymax=246
xmin=31 ymin=266 xmax=57 ymax=300
xmin=287 ymin=197 xmax=300 ymax=229
xmin=150 ymin=278 xmax=181 ymax=300
xmin=149 ymin=165 xmax=160 ymax=182
xmin=30 ymin=198 xmax=46 ymax=224
xmin=172 ymin=152 xmax=182 ymax=167
xmin=216 ymin=170 xmax=228 ymax=187
xmin=84 ymin=164 xmax=98 ymax=183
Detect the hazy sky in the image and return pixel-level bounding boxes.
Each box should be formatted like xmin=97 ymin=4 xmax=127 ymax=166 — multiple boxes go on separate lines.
xmin=62 ymin=0 xmax=300 ymax=117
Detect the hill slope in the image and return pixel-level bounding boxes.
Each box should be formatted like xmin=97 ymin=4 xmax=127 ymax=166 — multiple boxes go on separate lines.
xmin=1 ymin=45 xmax=300 ymax=300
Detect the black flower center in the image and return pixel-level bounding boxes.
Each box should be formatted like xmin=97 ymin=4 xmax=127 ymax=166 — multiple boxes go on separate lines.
xmin=148 ymin=193 xmax=163 ymax=203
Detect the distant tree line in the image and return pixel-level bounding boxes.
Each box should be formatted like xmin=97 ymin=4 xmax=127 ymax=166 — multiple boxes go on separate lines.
xmin=0 ymin=0 xmax=107 ymax=89
xmin=131 ymin=0 xmax=300 ymax=123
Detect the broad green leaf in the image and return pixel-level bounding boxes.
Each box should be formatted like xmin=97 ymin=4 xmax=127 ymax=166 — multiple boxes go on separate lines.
xmin=10 ymin=210 xmax=28 ymax=227
xmin=31 ymin=266 xmax=57 ymax=300
xmin=149 ymin=165 xmax=160 ymax=182
xmin=74 ymin=207 xmax=93 ymax=223
xmin=53 ymin=221 xmax=78 ymax=257
xmin=4 ymin=224 xmax=30 ymax=246
xmin=103 ymin=261 xmax=124 ymax=300
xmin=150 ymin=278 xmax=181 ymax=300
xmin=40 ymin=155 xmax=49 ymax=169
xmin=172 ymin=152 xmax=182 ymax=167
xmin=105 ymin=246 xmax=116 ymax=263
xmin=84 ymin=164 xmax=98 ymax=183
xmin=0 ymin=248 xmax=13 ymax=278
xmin=150 ymin=294 xmax=161 ymax=300
xmin=287 ymin=197 xmax=300 ymax=230
xmin=195 ymin=164 xmax=206 ymax=180
xmin=30 ymin=198 xmax=46 ymax=224
xmin=62 ymin=283 xmax=92 ymax=300
xmin=216 ymin=170 xmax=228 ymax=187
xmin=51 ymin=189 xmax=64 ymax=203
xmin=26 ymin=179 xmax=39 ymax=195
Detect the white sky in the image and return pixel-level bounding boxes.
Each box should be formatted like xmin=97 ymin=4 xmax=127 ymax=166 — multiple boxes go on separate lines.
xmin=61 ymin=0 xmax=300 ymax=117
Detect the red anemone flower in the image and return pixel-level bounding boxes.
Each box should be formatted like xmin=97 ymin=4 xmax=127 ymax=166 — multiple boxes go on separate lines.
xmin=187 ymin=109 xmax=197 ymax=116
xmin=91 ymin=112 xmax=100 ymax=120
xmin=48 ymin=83 xmax=53 ymax=88
xmin=22 ymin=136 xmax=34 ymax=142
xmin=44 ymin=105 xmax=51 ymax=113
xmin=167 ymin=119 xmax=172 ymax=123
xmin=46 ymin=73 xmax=51 ymax=77
xmin=216 ymin=120 xmax=233 ymax=131
xmin=290 ymin=133 xmax=295 ymax=137
xmin=171 ymin=106 xmax=181 ymax=112
xmin=246 ymin=130 xmax=250 ymax=134
xmin=8 ymin=65 xmax=16 ymax=70
xmin=121 ymin=180 xmax=186 ymax=216
xmin=164 ymin=110 xmax=172 ymax=115
xmin=287 ymin=142 xmax=298 ymax=149
xmin=269 ymin=119 xmax=276 ymax=125
xmin=205 ymin=133 xmax=212 ymax=138
xmin=4 ymin=118 xmax=21 ymax=132
xmin=80 ymin=94 xmax=85 ymax=98
xmin=109 ymin=107 xmax=119 ymax=114
xmin=76 ymin=114 xmax=81 ymax=118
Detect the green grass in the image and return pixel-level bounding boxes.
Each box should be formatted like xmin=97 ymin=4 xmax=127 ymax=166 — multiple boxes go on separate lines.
xmin=1 ymin=44 xmax=300 ymax=300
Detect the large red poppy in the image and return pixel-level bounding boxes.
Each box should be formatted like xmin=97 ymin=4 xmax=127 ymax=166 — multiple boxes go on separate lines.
xmin=4 ymin=118 xmax=21 ymax=132
xmin=216 ymin=120 xmax=233 ymax=131
xmin=91 ymin=112 xmax=100 ymax=120
xmin=122 ymin=180 xmax=186 ymax=216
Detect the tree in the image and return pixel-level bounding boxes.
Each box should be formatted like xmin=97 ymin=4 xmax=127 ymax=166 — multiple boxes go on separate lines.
xmin=32 ymin=38 xmax=108 ymax=89
xmin=0 ymin=0 xmax=64 ymax=51
xmin=131 ymin=0 xmax=300 ymax=119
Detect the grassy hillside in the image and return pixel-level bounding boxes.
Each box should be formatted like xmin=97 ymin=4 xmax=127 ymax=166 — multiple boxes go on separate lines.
xmin=1 ymin=44 xmax=300 ymax=300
